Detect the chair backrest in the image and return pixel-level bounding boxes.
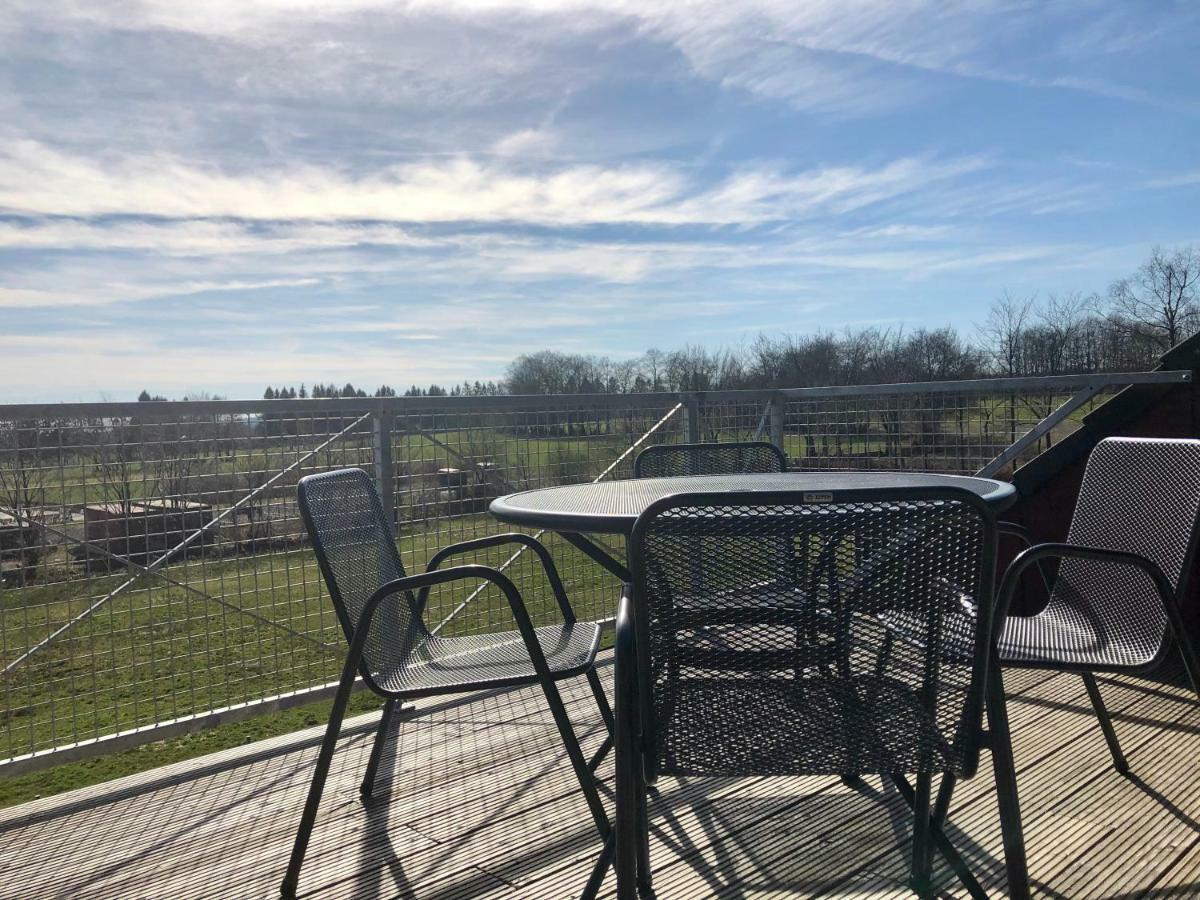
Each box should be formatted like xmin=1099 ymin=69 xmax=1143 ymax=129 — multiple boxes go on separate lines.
xmin=1051 ymin=437 xmax=1200 ymax=655
xmin=633 ymin=441 xmax=787 ymax=478
xmin=297 ymin=468 xmax=423 ymax=680
xmin=628 ymin=488 xmax=996 ymax=781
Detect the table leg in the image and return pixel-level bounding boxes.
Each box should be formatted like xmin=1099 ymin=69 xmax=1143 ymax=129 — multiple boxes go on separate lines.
xmin=560 ymin=531 xmax=632 ymax=582
xmin=557 ymin=530 xmax=630 ymax=895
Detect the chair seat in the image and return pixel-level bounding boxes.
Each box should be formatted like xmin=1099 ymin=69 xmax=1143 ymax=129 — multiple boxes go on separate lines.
xmin=371 ymin=621 xmax=601 ymax=696
xmin=998 ymin=603 xmax=1165 ymax=670
xmin=656 ymin=675 xmax=962 ymax=778
xmin=880 ymin=601 xmax=1166 ymax=672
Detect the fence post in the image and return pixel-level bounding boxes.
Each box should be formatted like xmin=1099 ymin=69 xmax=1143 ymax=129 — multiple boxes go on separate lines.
xmin=373 ymin=405 xmax=396 ymax=527
xmin=681 ymin=393 xmax=701 ymax=443
xmin=768 ymin=393 xmax=785 ymax=455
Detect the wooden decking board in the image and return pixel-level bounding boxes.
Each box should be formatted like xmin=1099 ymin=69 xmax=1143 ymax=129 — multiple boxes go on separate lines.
xmin=86 ymin=693 xmax=609 ymax=898
xmin=614 ymin=779 xmax=912 ymax=899
xmin=808 ymin=670 xmax=1135 ymax=896
xmin=0 ymin=676 xmax=609 ymax=890
xmin=591 ymin=777 xmax=842 ymax=896
xmin=578 ymin=671 xmax=1075 ymax=900
xmin=846 ymin=661 xmax=1200 ymax=897
xmin=474 ymin=775 xmax=816 ymax=900
xmin=1 ymin=654 xmax=1199 ymax=898
xmin=609 ymin=663 xmax=1194 ymax=899
xmin=1038 ymin=705 xmax=1200 ymax=896
xmin=1145 ymin=833 xmax=1200 ymax=898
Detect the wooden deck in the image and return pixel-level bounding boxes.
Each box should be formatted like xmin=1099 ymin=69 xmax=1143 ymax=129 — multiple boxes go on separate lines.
xmin=3 ymin=654 xmax=1200 ymax=899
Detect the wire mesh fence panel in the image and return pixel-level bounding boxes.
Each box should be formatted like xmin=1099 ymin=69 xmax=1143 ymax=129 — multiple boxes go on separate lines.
xmin=693 ymin=396 xmax=776 ymax=444
xmin=782 ymin=386 xmax=1121 ymax=475
xmin=0 ymin=396 xmax=682 ymax=765
xmin=0 ymin=404 xmax=379 ymax=763
xmin=0 ymin=372 xmax=1180 ymax=768
xmin=389 ymin=394 xmax=683 ymax=635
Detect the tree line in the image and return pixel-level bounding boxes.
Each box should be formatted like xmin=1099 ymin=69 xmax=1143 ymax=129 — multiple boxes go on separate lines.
xmin=505 ymin=245 xmax=1199 ymax=393
xmin=133 ymin=244 xmax=1197 ymax=401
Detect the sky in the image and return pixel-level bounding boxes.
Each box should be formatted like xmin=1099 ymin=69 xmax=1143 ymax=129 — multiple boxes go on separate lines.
xmin=1 ymin=1 xmax=1199 ymax=402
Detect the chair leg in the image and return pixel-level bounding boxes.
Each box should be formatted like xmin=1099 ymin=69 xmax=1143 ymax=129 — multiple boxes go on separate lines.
xmin=586 ymin=666 xmax=617 ymax=775
xmin=635 ymin=745 xmax=652 ymax=895
xmin=910 ymin=772 xmax=933 ymax=896
xmin=615 ymin=615 xmax=654 ymax=898
xmin=280 ymin=652 xmax=360 ymax=898
xmin=986 ymin=666 xmax=1031 ymax=900
xmin=614 ymin=741 xmax=638 ymax=898
xmin=360 ymin=699 xmax=398 ymax=799
xmin=587 ymin=667 xmax=616 ymax=736
xmin=890 ymin=774 xmax=987 ymax=900
xmin=1081 ymin=673 xmax=1128 ymax=775
xmin=615 ymin=646 xmax=639 ymax=899
xmin=540 ymin=672 xmax=611 ymax=840
xmin=932 ymin=773 xmax=955 ymax=833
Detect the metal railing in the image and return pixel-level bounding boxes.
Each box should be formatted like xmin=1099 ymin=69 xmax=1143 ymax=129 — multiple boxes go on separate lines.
xmin=0 ymin=370 xmax=1189 ymax=773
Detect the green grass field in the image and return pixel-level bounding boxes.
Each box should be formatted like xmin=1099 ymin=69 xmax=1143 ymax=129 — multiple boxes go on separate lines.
xmin=0 ymin=500 xmax=623 ymax=808
xmin=0 ymin=397 xmax=1100 ymax=807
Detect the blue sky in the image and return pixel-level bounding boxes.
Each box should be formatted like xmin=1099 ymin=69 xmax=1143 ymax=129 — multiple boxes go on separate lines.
xmin=1 ymin=1 xmax=1198 ymax=401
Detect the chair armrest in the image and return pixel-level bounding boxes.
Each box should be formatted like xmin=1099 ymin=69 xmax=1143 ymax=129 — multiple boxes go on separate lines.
xmin=615 ymin=589 xmax=637 ymax=696
xmin=613 ymin=586 xmax=645 ymax=880
xmin=352 ymin=564 xmax=556 ymax=685
xmin=998 ymin=521 xmax=1035 ymax=546
xmin=995 ymin=542 xmax=1178 ymax=637
xmin=422 ymin=533 xmax=575 ymax=622
xmin=615 ymin=586 xmax=653 ymax=777
xmin=997 ymin=521 xmax=1053 ymax=602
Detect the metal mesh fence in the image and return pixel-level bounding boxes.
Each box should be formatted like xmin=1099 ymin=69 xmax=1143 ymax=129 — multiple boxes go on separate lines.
xmin=0 ymin=373 xmax=1182 ymax=768
xmin=0 ymin=405 xmax=375 ymax=765
xmin=777 ymin=385 xmax=1121 ymax=475
xmin=0 ymin=395 xmax=681 ymax=766
xmin=690 ymin=383 xmax=1120 ymax=475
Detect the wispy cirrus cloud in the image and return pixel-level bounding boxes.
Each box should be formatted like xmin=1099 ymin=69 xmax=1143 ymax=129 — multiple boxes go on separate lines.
xmin=1 ymin=0 xmax=1198 ymax=402
xmin=0 ymin=140 xmax=985 ymax=226
xmin=15 ymin=0 xmax=1186 ymax=113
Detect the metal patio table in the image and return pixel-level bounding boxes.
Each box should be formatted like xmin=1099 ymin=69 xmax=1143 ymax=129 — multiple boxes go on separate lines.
xmin=491 ymin=470 xmax=1019 ymax=898
xmin=490 ymin=471 xmax=1017 ymax=583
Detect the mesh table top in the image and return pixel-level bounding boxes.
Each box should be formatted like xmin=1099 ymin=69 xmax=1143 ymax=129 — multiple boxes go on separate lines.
xmin=490 ymin=472 xmax=1016 ymax=535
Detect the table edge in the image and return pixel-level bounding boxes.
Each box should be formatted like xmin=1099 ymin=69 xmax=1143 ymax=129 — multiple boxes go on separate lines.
xmin=489 ymin=474 xmax=1017 ymax=534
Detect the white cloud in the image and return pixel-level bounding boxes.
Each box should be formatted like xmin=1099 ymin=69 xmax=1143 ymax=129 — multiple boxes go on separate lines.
xmin=492 ymin=128 xmax=559 ymax=157
xmin=8 ymin=0 xmax=1169 ymax=116
xmin=1146 ymin=170 xmax=1200 ymax=190
xmin=1 ymin=0 xmax=1194 ymax=403
xmin=0 ymin=219 xmax=435 ymax=255
xmin=0 ymin=140 xmax=984 ymax=227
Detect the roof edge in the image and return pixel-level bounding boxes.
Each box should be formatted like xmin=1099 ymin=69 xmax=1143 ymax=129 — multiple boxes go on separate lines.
xmin=1012 ymin=330 xmax=1200 ymax=495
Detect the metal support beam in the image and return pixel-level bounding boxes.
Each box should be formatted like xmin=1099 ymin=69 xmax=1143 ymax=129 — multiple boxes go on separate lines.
xmin=560 ymin=532 xmax=632 ymax=582
xmin=681 ymin=394 xmax=701 ymax=443
xmin=779 ymin=370 xmax=1190 ymax=400
xmin=372 ymin=408 xmax=396 ymax=529
xmin=769 ymin=394 xmax=785 ymax=454
xmin=976 ymin=384 xmax=1102 ymax=478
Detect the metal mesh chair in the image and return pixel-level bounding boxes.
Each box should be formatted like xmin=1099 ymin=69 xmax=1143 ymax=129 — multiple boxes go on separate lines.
xmin=875 ymin=438 xmax=1200 ymax=899
xmin=996 ymin=437 xmax=1200 ymax=774
xmin=612 ymin=488 xmax=1004 ymax=897
xmin=633 ymin=440 xmax=787 ymax=478
xmin=281 ymin=468 xmax=614 ymax=898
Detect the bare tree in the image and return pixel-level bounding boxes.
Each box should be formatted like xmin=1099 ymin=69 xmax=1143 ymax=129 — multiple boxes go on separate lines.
xmin=978 ymin=291 xmax=1034 ymax=376
xmin=0 ymin=420 xmax=47 ymax=584
xmin=643 ymin=348 xmax=666 ymax=391
xmin=1035 ymin=292 xmax=1090 ymax=376
xmin=1108 ymin=245 xmax=1200 ymax=352
xmin=93 ymin=417 xmax=138 ymax=517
